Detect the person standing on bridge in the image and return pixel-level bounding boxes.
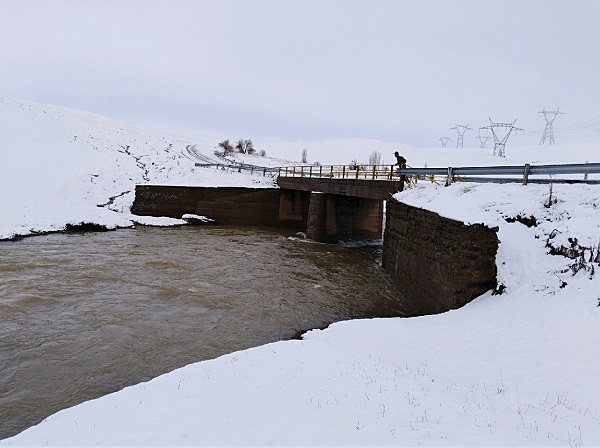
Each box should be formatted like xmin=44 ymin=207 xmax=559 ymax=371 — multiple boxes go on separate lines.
xmin=394 ymin=151 xmax=407 ymax=189
xmin=394 ymin=151 xmax=406 ymax=169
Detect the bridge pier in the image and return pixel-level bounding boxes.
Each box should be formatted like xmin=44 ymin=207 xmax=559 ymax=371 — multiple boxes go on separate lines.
xmin=305 ymin=192 xmax=383 ymax=243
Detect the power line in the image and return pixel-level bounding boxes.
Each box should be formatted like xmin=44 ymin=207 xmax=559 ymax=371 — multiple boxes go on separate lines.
xmin=538 ymin=107 xmax=564 ymax=145
xmin=480 ymin=118 xmax=523 ymax=157
xmin=451 ymin=124 xmax=472 ymax=149
xmin=439 ymin=137 xmax=450 ymax=148
xmin=475 ymin=132 xmax=491 ymax=148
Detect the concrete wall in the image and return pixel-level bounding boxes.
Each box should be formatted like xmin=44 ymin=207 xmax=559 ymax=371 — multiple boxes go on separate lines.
xmin=131 ymin=185 xmax=296 ymax=227
xmin=132 ymin=185 xmax=382 ymax=241
xmin=382 ymin=199 xmax=499 ymax=316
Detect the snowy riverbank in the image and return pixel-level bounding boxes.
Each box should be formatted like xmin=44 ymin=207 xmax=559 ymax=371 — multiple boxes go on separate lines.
xmin=2 ymin=98 xmax=600 ymax=446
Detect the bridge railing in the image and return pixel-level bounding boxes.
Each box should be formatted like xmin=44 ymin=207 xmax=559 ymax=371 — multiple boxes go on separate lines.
xmin=277 ymin=162 xmax=600 ymax=185
xmin=277 ymin=164 xmax=397 ymax=180
xmin=195 ymin=162 xmax=280 ymax=177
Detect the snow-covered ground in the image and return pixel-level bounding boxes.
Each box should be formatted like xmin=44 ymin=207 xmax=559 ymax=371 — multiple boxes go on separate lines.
xmin=2 ymin=98 xmax=600 ymax=446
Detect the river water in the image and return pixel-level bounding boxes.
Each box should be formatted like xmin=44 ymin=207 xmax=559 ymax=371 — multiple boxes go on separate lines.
xmin=0 ymin=226 xmax=406 ymax=439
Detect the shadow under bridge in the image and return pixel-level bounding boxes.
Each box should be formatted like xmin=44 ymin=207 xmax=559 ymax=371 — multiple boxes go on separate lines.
xmin=277 ymin=169 xmax=403 ymax=243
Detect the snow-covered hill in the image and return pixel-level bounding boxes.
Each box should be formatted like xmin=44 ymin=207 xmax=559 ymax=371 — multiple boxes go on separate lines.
xmin=0 ymin=98 xmax=281 ymax=240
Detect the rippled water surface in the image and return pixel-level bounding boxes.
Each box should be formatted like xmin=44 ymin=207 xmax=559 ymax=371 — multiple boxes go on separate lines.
xmin=0 ymin=226 xmax=406 ymax=439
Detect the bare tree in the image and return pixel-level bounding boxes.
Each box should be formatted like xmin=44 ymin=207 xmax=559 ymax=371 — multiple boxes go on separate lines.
xmin=244 ymin=139 xmax=255 ymax=154
xmin=235 ymin=139 xmax=246 ymax=153
xmin=218 ymin=139 xmax=234 ymax=156
xmin=368 ymin=150 xmax=381 ymax=166
xmin=301 ymin=149 xmax=308 ymax=163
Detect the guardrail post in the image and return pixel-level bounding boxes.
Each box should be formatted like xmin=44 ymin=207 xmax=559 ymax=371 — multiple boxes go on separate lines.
xmin=293 ymin=166 xmax=296 ymax=177
xmin=585 ymin=160 xmax=589 ymax=180
xmin=342 ymin=165 xmax=346 ymax=178
xmin=523 ymin=163 xmax=530 ymax=185
xmin=445 ymin=167 xmax=453 ymax=186
xmin=319 ymin=165 xmax=323 ymax=177
xmin=372 ymin=165 xmax=376 ymax=180
xmin=309 ymin=166 xmax=313 ymax=177
xmin=329 ymin=166 xmax=333 ymax=178
xmin=355 ymin=166 xmax=360 ymax=179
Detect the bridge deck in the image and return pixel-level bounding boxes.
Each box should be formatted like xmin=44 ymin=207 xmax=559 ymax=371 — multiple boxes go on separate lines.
xmin=276 ymin=176 xmax=403 ymax=200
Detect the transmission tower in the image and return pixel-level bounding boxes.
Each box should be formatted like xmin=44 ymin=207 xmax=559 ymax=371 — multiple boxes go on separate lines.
xmin=451 ymin=124 xmax=472 ymax=148
xmin=480 ymin=118 xmax=523 ymax=157
xmin=439 ymin=137 xmax=450 ymax=148
xmin=475 ymin=132 xmax=491 ymax=148
xmin=538 ymin=107 xmax=564 ymax=145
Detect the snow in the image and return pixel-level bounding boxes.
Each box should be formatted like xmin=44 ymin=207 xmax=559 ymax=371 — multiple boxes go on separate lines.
xmin=2 ymin=97 xmax=600 ymax=446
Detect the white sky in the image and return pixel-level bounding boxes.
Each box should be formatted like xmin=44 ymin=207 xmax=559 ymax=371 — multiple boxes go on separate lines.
xmin=2 ymin=0 xmax=600 ymax=147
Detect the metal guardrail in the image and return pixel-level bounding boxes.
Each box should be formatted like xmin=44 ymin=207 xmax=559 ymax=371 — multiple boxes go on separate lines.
xmin=397 ymin=162 xmax=600 ymax=185
xmin=276 ymin=162 xmax=600 ymax=185
xmin=195 ymin=162 xmax=280 ymax=176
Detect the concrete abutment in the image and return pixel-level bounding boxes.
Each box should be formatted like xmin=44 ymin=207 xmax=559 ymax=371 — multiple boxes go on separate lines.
xmin=132 ymin=185 xmax=383 ymax=243
xmin=382 ymin=198 xmax=499 ymax=316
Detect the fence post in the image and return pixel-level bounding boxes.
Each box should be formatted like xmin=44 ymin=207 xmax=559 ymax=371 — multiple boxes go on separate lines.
xmin=523 ymin=163 xmax=530 ymax=185
xmin=445 ymin=167 xmax=453 ymax=186
xmin=585 ymin=160 xmax=589 ymax=180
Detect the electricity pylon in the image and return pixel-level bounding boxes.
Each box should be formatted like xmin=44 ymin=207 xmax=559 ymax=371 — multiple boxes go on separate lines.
xmin=451 ymin=124 xmax=472 ymax=148
xmin=475 ymin=133 xmax=491 ymax=148
xmin=480 ymin=118 xmax=523 ymax=157
xmin=539 ymin=107 xmax=564 ymax=145
xmin=439 ymin=137 xmax=450 ymax=148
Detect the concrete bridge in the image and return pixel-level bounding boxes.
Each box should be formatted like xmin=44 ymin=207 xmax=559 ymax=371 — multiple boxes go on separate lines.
xmin=277 ymin=175 xmax=402 ymax=243
xmin=131 ymin=165 xmax=403 ymax=243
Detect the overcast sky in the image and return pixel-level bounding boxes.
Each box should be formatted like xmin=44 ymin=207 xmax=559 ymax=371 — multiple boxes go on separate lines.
xmin=2 ymin=0 xmax=600 ymax=148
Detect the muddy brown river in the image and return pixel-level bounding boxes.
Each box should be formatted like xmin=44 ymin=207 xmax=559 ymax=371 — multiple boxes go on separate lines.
xmin=0 ymin=226 xmax=406 ymax=439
